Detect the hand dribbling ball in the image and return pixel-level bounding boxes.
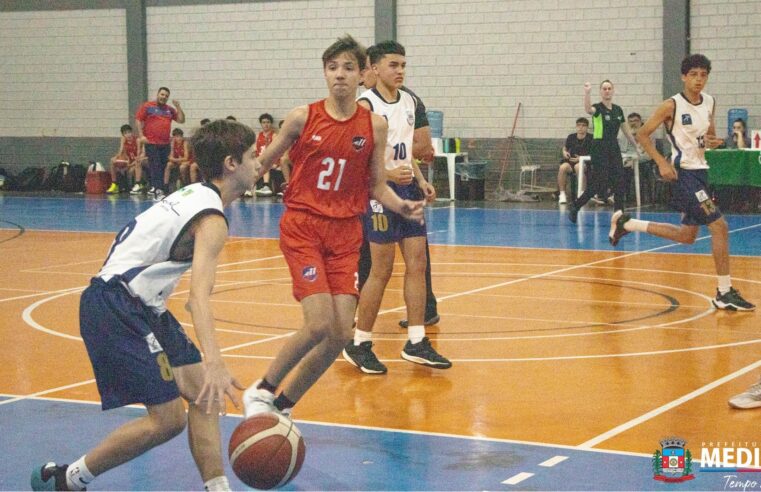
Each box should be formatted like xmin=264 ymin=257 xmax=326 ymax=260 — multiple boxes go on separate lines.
xmin=228 ymin=412 xmax=306 ymax=489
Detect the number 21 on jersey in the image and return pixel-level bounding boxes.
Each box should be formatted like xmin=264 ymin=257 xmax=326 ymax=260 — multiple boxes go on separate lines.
xmin=317 ymin=157 xmax=346 ymax=191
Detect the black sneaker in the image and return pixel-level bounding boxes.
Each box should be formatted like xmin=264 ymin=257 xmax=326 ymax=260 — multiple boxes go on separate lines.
xmin=608 ymin=210 xmax=631 ymax=246
xmin=31 ymin=462 xmax=75 ymax=491
xmin=568 ymin=202 xmax=579 ymax=224
xmin=401 ymin=337 xmax=452 ymax=368
xmin=398 ymin=314 xmax=441 ymax=329
xmin=342 ymin=341 xmax=387 ymax=374
xmin=712 ymin=288 xmax=756 ymax=311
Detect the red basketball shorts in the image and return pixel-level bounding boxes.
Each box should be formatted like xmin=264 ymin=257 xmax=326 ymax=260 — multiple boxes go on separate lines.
xmin=279 ymin=209 xmax=362 ymax=301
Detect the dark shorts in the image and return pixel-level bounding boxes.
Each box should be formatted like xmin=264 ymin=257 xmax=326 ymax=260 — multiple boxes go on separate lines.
xmin=672 ymin=169 xmax=722 ymax=226
xmin=80 ymin=277 xmax=202 ymax=410
xmin=363 ymin=181 xmax=427 ymax=244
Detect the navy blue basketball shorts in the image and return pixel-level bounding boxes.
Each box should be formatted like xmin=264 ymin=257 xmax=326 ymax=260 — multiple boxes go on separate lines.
xmin=672 ymin=169 xmax=722 ymax=226
xmin=363 ymin=181 xmax=427 ymax=244
xmin=79 ymin=277 xmax=202 ymax=410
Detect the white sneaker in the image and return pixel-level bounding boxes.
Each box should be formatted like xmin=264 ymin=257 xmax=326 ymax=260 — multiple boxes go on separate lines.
xmin=129 ymin=183 xmax=143 ymax=195
xmin=148 ymin=186 xmax=156 ymax=194
xmin=590 ymin=195 xmax=605 ymax=205
xmin=153 ymin=189 xmax=165 ymax=201
xmin=243 ymin=380 xmax=277 ymax=418
xmin=558 ymin=191 xmax=567 ymax=204
xmin=243 ymin=189 xmax=254 ymax=198
xmin=729 ymin=381 xmax=761 ymax=409
xmin=255 ymin=185 xmax=273 ymax=197
xmin=607 ymin=195 xmax=615 ymax=205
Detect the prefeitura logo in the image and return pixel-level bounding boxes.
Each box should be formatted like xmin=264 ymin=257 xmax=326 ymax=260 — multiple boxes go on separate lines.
xmin=653 ymin=437 xmax=695 ymax=482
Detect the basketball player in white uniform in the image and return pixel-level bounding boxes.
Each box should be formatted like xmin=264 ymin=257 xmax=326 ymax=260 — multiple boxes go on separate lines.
xmin=32 ymin=119 xmax=259 ymax=492
xmin=609 ymin=53 xmax=754 ymax=312
xmin=345 ymin=41 xmax=451 ymax=372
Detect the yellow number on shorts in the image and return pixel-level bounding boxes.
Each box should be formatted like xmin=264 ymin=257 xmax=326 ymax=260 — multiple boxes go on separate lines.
xmin=371 ymin=213 xmax=388 ymax=232
xmin=156 ymin=353 xmax=174 ymax=382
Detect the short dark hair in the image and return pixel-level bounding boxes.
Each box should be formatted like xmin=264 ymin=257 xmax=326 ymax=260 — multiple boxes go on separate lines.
xmin=158 ymin=86 xmax=170 ymax=95
xmin=200 ymin=118 xmax=211 ymax=126
xmin=600 ymin=79 xmax=613 ymax=89
xmin=575 ymin=117 xmax=589 ymax=126
xmin=627 ymin=112 xmax=642 ymax=120
xmin=733 ymin=118 xmax=747 ymax=130
xmin=225 ymin=115 xmax=237 ymax=121
xmin=190 ymin=119 xmax=256 ymax=181
xmin=120 ymin=124 xmax=132 ymax=134
xmin=172 ymin=128 xmax=184 ymax=136
xmin=259 ymin=113 xmax=273 ymax=123
xmin=322 ymin=34 xmax=366 ymax=70
xmin=681 ymin=54 xmax=711 ymax=75
xmin=278 ymin=119 xmax=285 ymax=128
xmin=367 ymin=40 xmax=405 ymax=65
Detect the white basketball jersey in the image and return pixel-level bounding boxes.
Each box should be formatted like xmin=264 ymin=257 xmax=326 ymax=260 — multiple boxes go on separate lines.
xmin=668 ymin=92 xmax=714 ymax=170
xmin=358 ymin=87 xmax=416 ymax=170
xmin=98 ymin=182 xmax=226 ymax=313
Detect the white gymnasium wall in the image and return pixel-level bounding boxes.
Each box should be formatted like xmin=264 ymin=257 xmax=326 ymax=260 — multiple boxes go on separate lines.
xmin=0 ymin=9 xmax=128 ymax=138
xmin=691 ymin=0 xmax=761 ymax=135
xmin=146 ymin=0 xmax=374 ymax=132
xmin=398 ymin=0 xmax=664 ymax=139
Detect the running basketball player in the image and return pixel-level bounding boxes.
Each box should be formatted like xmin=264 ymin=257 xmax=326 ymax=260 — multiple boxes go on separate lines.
xmin=242 ymin=36 xmax=425 ymax=418
xmin=31 ymin=119 xmax=258 ymax=492
xmin=609 ymin=54 xmax=754 ymax=313
xmin=344 ymin=40 xmax=451 ymax=373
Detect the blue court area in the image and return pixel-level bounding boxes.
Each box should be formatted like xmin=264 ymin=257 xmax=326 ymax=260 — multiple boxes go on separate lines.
xmin=1 ymin=194 xmax=760 ymax=255
xmin=0 ymin=397 xmax=736 ymax=490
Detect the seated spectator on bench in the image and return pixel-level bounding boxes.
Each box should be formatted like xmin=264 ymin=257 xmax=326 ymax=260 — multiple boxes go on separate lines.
xmin=557 ymin=117 xmax=592 ymax=204
xmin=723 ymin=118 xmax=750 ymax=149
xmin=108 ymin=124 xmax=145 ymax=194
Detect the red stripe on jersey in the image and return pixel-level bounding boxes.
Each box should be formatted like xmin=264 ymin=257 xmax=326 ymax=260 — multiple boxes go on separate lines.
xmin=285 ymin=100 xmax=374 ymax=218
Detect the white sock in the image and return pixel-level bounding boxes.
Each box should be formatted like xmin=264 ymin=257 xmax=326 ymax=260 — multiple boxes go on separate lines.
xmin=353 ymin=329 xmax=372 ymax=345
xmin=718 ymin=275 xmax=732 ymax=295
xmin=408 ymin=325 xmax=425 ymax=344
xmin=624 ymin=218 xmax=649 ymax=233
xmin=204 ymin=476 xmax=231 ymax=491
xmin=66 ymin=456 xmax=94 ymax=491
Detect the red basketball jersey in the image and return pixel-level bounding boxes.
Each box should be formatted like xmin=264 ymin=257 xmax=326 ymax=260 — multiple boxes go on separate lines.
xmin=285 ymin=100 xmax=374 ymax=218
xmin=124 ymin=135 xmax=138 ymax=160
xmin=172 ymin=138 xmax=186 ymax=159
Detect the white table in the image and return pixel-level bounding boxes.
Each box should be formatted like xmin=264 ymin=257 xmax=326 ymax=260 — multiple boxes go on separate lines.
xmin=576 ymin=155 xmax=640 ymax=207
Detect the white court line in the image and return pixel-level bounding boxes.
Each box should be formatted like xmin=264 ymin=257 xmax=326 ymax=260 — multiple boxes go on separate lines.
xmin=578 ymin=358 xmax=761 ymax=449
xmin=2 ymin=285 xmax=84 ymax=305
xmin=0 ymin=379 xmax=95 ymax=407
xmin=0 ymin=391 xmax=651 ymax=459
xmin=502 ymin=472 xmax=534 ymax=485
xmin=539 ymin=455 xmax=568 ymax=467
xmin=21 ymin=258 xmax=103 ymax=274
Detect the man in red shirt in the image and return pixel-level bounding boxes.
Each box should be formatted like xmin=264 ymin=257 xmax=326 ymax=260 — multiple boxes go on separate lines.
xmin=241 ymin=35 xmax=425 ymax=418
xmin=135 ymin=87 xmax=185 ymax=199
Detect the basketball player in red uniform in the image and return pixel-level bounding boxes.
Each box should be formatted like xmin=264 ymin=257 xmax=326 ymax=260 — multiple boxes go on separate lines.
xmin=242 ymin=35 xmax=425 ymax=418
xmin=107 ymin=124 xmax=145 ymax=194
xmin=164 ymin=128 xmax=189 ymax=191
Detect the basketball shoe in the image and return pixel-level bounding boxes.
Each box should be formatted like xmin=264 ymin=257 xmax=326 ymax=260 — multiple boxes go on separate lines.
xmin=401 ymin=337 xmax=452 ymax=368
xmin=342 ymin=341 xmax=387 ymax=374
xmin=243 ymin=380 xmax=277 ymax=418
xmin=712 ymin=288 xmax=756 ymax=311
xmin=729 ymin=380 xmax=761 ymax=409
xmin=31 ymin=462 xmax=78 ymax=491
xmin=608 ymin=210 xmax=631 ymax=246
xmin=398 ymin=313 xmax=440 ymax=329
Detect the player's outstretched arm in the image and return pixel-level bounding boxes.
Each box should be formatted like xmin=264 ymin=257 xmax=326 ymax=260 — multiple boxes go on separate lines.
xmin=257 ymin=106 xmax=307 ymax=177
xmin=638 ymin=99 xmax=676 ymax=181
xmin=187 ymin=214 xmax=244 ymax=414
xmin=368 ymin=114 xmax=425 ymax=224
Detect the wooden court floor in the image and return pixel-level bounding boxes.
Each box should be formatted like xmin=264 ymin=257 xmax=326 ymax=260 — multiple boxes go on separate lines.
xmin=2 ymin=227 xmax=760 ymax=463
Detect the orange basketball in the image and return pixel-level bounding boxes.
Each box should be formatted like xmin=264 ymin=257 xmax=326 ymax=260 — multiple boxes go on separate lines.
xmin=228 ymin=412 xmax=306 ymax=489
